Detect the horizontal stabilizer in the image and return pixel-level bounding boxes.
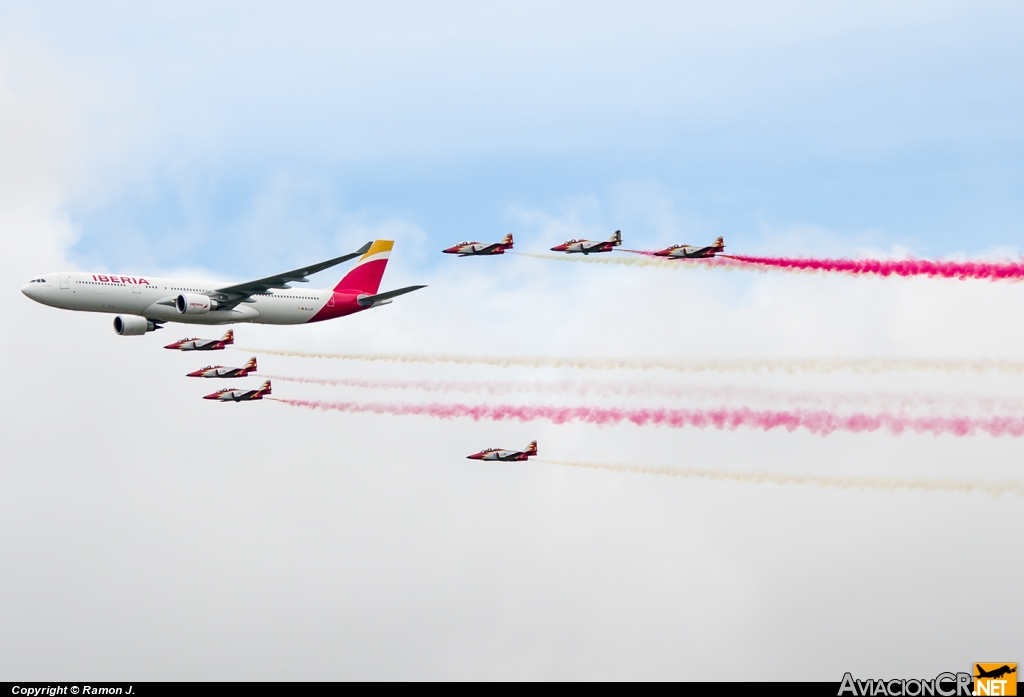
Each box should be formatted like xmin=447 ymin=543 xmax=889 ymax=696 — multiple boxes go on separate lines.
xmin=357 ymin=285 xmax=427 ymax=307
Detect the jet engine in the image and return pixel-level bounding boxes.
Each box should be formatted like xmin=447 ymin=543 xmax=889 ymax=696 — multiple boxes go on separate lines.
xmin=113 ymin=315 xmax=159 ymax=335
xmin=175 ymin=293 xmax=218 ymax=315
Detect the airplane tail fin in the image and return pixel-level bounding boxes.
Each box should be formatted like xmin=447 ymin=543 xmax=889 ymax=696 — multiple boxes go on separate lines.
xmin=525 ymin=440 xmax=538 ymax=456
xmin=713 ymin=236 xmax=725 ymax=251
xmin=221 ymin=329 xmax=234 ymax=344
xmin=501 ymin=233 xmax=514 ymax=247
xmin=258 ymin=380 xmax=272 ymax=395
xmin=245 ymin=356 xmax=258 ymax=372
xmin=610 ymin=230 xmax=622 ymax=246
xmin=335 ymin=240 xmax=394 ymax=294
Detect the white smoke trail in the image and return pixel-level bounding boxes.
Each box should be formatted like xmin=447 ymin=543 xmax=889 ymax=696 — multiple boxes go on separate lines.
xmin=239 ymin=348 xmax=1024 ymax=375
xmin=263 ymin=374 xmax=1024 ymax=414
xmin=513 ymin=251 xmax=737 ymax=271
xmin=537 ymin=459 xmax=1024 ymax=497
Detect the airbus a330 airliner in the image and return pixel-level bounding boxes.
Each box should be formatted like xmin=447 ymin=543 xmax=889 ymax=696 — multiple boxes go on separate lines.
xmin=20 ymin=240 xmax=426 ymax=335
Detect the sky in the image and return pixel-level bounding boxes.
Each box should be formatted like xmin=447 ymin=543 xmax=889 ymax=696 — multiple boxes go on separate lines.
xmin=1 ymin=1 xmax=1022 ymax=680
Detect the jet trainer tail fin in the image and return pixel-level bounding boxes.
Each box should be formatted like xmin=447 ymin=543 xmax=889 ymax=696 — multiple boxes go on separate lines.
xmin=525 ymin=440 xmax=538 ymax=456
xmin=221 ymin=329 xmax=235 ymax=344
xmin=501 ymin=233 xmax=514 ymax=247
xmin=258 ymin=380 xmax=272 ymax=395
xmin=245 ymin=356 xmax=258 ymax=371
xmin=713 ymin=236 xmax=725 ymax=250
xmin=335 ymin=240 xmax=393 ymax=294
xmin=610 ymin=230 xmax=622 ymax=246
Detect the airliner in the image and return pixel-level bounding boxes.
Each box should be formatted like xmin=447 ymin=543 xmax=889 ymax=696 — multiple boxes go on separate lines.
xmin=20 ymin=240 xmax=426 ymax=335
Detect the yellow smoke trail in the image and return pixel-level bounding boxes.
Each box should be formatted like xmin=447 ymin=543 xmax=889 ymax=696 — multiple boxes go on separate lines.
xmin=238 ymin=348 xmax=1024 ymax=375
xmin=537 ymin=460 xmax=1024 ymax=497
xmin=514 ymin=251 xmax=721 ymax=271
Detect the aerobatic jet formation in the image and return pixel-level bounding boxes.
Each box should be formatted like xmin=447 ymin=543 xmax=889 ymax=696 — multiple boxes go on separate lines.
xmin=20 ymin=240 xmax=426 ymax=336
xmin=653 ymin=236 xmax=725 ymax=259
xmin=442 ymin=234 xmax=514 ymax=256
xmin=165 ymin=329 xmax=235 ymax=351
xmin=187 ymin=357 xmax=257 ymax=378
xmin=467 ymin=441 xmax=538 ymax=461
xmin=203 ymin=380 xmax=272 ymax=402
xmin=550 ymin=230 xmax=622 ymax=254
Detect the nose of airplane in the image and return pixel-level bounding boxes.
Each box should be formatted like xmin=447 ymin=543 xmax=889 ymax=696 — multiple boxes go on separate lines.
xmin=21 ymin=283 xmax=38 ymax=299
xmin=466 ymin=453 xmax=482 ymax=460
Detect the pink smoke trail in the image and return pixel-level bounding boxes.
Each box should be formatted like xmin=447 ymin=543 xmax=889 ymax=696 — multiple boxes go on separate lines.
xmin=264 ymin=374 xmax=1024 ymax=413
xmin=270 ymin=399 xmax=1024 ymax=437
xmin=722 ymin=254 xmax=1024 ymax=282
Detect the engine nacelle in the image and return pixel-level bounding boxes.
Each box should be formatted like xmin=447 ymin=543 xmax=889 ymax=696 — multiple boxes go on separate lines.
xmin=113 ymin=315 xmax=157 ymax=335
xmin=175 ymin=293 xmax=218 ymax=315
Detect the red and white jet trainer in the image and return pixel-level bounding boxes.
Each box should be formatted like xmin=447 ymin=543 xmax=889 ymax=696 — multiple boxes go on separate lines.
xmin=442 ymin=233 xmax=514 ymax=256
xmin=165 ymin=329 xmax=235 ymax=351
xmin=187 ymin=356 xmax=257 ymax=378
xmin=467 ymin=440 xmax=538 ymax=461
xmin=654 ymin=236 xmax=725 ymax=259
xmin=21 ymin=240 xmax=426 ymax=337
xmin=203 ymin=380 xmax=272 ymax=402
xmin=550 ymin=230 xmax=622 ymax=254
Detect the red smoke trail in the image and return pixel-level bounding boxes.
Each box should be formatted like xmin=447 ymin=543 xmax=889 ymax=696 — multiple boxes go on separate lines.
xmin=271 ymin=399 xmax=1024 ymax=437
xmin=722 ymin=255 xmax=1024 ymax=281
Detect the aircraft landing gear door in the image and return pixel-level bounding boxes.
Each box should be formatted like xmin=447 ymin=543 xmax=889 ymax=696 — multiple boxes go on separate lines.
xmin=59 ymin=274 xmax=69 ymax=289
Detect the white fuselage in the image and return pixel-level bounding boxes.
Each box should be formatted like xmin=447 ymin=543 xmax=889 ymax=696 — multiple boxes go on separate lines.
xmin=21 ymin=272 xmax=334 ymax=326
xmin=196 ymin=367 xmax=246 ymax=378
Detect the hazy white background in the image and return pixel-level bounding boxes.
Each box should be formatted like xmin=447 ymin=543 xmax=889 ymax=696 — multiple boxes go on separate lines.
xmin=1 ymin=1 xmax=1022 ymax=680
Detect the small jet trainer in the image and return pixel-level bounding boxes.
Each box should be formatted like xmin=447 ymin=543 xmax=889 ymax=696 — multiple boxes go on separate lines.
xmin=467 ymin=441 xmax=538 ymax=461
xmin=203 ymin=380 xmax=272 ymax=402
xmin=550 ymin=230 xmax=622 ymax=254
xmin=654 ymin=236 xmax=725 ymax=259
xmin=442 ymin=234 xmax=514 ymax=256
xmin=165 ymin=329 xmax=234 ymax=351
xmin=187 ymin=357 xmax=257 ymax=378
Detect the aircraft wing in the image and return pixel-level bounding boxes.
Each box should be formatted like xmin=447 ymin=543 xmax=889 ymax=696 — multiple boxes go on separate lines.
xmin=209 ymin=242 xmax=373 ymax=310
